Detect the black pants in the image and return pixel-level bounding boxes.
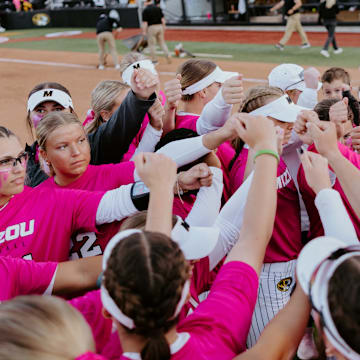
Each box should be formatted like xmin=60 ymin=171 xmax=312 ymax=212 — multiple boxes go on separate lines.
xmin=323 ymin=20 xmax=338 ymax=50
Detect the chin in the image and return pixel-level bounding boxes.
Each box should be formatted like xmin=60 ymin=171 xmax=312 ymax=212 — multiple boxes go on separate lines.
xmin=12 ymin=183 xmax=25 ymax=194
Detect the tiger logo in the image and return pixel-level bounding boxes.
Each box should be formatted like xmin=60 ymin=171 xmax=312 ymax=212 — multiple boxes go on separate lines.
xmin=277 ymin=277 xmax=293 ymax=292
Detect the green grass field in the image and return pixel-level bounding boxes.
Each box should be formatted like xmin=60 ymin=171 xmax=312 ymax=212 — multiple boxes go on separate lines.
xmin=1 ymin=28 xmax=359 ymax=68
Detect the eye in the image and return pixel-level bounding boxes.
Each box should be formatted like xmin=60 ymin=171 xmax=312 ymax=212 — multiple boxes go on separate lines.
xmin=36 ymin=108 xmax=45 ymax=114
xmin=0 ymin=158 xmax=12 ymax=167
xmin=54 ymin=107 xmax=63 ymax=112
xmin=79 ymin=137 xmax=86 ymax=144
xmin=57 ymin=145 xmax=67 ymax=150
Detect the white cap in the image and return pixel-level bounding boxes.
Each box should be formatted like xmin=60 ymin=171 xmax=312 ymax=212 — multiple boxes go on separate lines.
xmin=171 ymin=216 xmax=219 ymax=260
xmin=27 ymin=88 xmax=73 ymax=112
xmin=249 ymin=94 xmax=306 ymax=123
xmin=268 ymin=64 xmax=322 ymax=92
xmin=182 ymin=66 xmax=238 ymax=95
xmin=297 ymin=236 xmax=360 ymax=359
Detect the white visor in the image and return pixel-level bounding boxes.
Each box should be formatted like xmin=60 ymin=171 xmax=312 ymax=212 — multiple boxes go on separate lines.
xmin=101 ymin=228 xmax=191 ymax=329
xmin=171 ymin=216 xmax=219 ymax=260
xmin=182 ymin=66 xmax=238 ymax=96
xmin=121 ymin=59 xmax=158 ymax=86
xmin=297 ymin=236 xmax=360 ymax=359
xmin=249 ymin=95 xmax=306 ymax=123
xmin=27 ymin=88 xmax=73 ymax=112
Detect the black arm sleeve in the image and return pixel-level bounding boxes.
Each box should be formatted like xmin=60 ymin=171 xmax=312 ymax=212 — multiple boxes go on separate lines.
xmin=88 ymin=90 xmax=156 ymax=165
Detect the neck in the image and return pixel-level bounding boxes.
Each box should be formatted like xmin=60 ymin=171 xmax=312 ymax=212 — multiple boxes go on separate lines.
xmin=182 ymin=99 xmax=204 ymax=115
xmin=119 ymin=325 xmax=178 ymax=354
xmin=54 ymin=172 xmax=83 ymax=187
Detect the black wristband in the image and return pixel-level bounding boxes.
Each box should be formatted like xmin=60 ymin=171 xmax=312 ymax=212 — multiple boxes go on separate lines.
xmin=131 ymin=181 xmax=150 ymax=211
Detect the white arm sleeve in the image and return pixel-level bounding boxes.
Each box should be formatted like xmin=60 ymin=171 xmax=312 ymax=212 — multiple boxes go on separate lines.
xmin=96 ymin=184 xmax=138 ymax=225
xmin=185 ymin=167 xmax=223 ymax=227
xmin=196 ymin=90 xmax=232 ymax=135
xmin=130 ymin=124 xmax=163 ymax=161
xmin=315 ymin=188 xmax=358 ymax=245
xmin=156 ymin=135 xmax=211 ymax=167
xmin=297 ymin=88 xmax=318 ymax=109
xmin=209 ymin=171 xmax=254 ymax=270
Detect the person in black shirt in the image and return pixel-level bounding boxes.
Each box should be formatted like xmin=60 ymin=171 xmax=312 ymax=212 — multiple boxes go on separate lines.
xmin=96 ymin=12 xmax=122 ymax=70
xmin=142 ymin=0 xmax=171 ymax=64
xmin=270 ymin=0 xmax=310 ymax=50
xmin=319 ymin=0 xmax=342 ymax=58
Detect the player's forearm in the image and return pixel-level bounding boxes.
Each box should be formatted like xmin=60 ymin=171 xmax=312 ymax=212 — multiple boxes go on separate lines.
xmin=271 ymin=1 xmax=284 ymax=11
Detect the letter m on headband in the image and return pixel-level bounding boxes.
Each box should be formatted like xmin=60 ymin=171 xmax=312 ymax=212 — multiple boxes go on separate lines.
xmin=43 ymin=90 xmax=53 ymax=97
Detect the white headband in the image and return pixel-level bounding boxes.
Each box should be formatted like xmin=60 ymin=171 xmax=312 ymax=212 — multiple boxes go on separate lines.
xmin=182 ymin=66 xmax=238 ymax=95
xmin=312 ymin=250 xmax=360 ymax=359
xmin=121 ymin=60 xmax=158 ymax=86
xmin=249 ymin=95 xmax=293 ymax=117
xmin=101 ymin=229 xmax=191 ymax=330
xmin=27 ymin=88 xmax=73 ymax=112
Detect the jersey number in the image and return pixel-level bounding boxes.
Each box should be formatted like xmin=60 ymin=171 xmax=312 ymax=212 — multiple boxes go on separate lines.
xmin=70 ymin=232 xmax=102 ymax=260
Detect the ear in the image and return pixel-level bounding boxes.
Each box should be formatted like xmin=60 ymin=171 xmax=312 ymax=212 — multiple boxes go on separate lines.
xmin=102 ymin=307 xmax=112 ymax=319
xmin=39 ymin=148 xmax=48 ymax=164
xmin=198 ymin=89 xmax=207 ymax=99
xmin=100 ymin=109 xmax=111 ymax=121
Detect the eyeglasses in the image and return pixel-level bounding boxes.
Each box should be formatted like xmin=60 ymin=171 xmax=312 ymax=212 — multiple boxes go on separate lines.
xmin=0 ymin=152 xmax=28 ymax=170
xmin=285 ymin=70 xmax=304 ymax=91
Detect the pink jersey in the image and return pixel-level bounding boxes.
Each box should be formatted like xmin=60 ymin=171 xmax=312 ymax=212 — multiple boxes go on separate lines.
xmin=120 ymin=261 xmax=258 ymax=360
xmin=38 ymin=163 xmax=134 ymax=259
xmin=122 ymin=91 xmax=166 ymax=162
xmin=0 ymin=256 xmax=57 ymax=301
xmin=230 ymin=148 xmax=302 ymax=263
xmin=175 ymin=112 xmax=235 ymax=202
xmin=0 ymin=186 xmax=103 ymax=262
xmin=298 ymin=143 xmax=360 ymax=240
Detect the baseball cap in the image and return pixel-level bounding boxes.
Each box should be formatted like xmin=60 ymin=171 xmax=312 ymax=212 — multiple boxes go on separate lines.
xmin=182 ymin=66 xmax=239 ymax=95
xmin=268 ymin=64 xmax=322 ymax=92
xmin=249 ymin=94 xmax=306 ymax=123
xmin=171 ymin=216 xmax=220 ymax=260
xmin=27 ymin=88 xmax=74 ymax=112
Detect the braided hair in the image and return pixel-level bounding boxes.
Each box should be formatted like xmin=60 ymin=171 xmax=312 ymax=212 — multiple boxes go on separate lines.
xmin=228 ymin=85 xmax=284 ymax=171
xmin=104 ymin=231 xmax=190 ymax=360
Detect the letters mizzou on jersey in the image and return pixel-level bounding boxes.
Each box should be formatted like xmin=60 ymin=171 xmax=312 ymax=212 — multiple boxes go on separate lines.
xmin=0 ymin=186 xmax=103 ymax=262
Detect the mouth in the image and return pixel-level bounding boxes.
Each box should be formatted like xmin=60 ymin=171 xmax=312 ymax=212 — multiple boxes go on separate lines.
xmin=11 ymin=177 xmax=25 ymax=185
xmin=71 ymin=160 xmax=85 ymax=166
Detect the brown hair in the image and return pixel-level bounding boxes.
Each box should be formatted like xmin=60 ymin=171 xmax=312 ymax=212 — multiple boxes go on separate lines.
xmin=104 ymin=231 xmax=190 ymax=360
xmin=26 ymin=82 xmax=73 ymax=135
xmin=0 ymin=295 xmax=95 ymax=360
xmin=321 ymin=67 xmax=351 ymax=86
xmin=178 ymin=59 xmax=217 ymax=101
xmin=327 ymin=255 xmax=360 ymax=353
xmin=36 ymin=112 xmax=86 ymax=176
xmin=229 ymin=85 xmax=284 ymax=170
xmin=86 ymin=80 xmax=129 ymax=134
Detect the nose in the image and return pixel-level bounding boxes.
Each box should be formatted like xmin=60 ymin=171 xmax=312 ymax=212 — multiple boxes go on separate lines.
xmin=70 ymin=144 xmax=81 ymax=156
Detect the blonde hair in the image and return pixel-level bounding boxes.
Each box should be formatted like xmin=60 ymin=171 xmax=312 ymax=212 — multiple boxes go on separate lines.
xmin=36 ymin=112 xmax=85 ymax=176
xmin=86 ymin=80 xmax=129 ymax=134
xmin=119 ymin=52 xmax=149 ymax=74
xmin=0 ymin=295 xmax=95 ymax=360
xmin=177 ymin=59 xmax=217 ymax=101
xmin=121 ymin=211 xmax=178 ymax=231
xmin=229 ymin=85 xmax=284 ymax=170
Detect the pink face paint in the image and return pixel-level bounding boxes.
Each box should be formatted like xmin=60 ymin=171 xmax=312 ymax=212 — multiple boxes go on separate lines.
xmin=0 ymin=170 xmax=10 ymax=190
xmin=32 ymin=113 xmax=44 ymax=128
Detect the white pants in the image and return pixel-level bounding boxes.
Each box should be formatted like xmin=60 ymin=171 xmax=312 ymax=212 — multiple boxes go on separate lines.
xmin=246 ymin=259 xmax=297 ymax=348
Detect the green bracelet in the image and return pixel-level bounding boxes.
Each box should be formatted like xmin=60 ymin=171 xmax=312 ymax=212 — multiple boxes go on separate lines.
xmin=254 ymin=149 xmax=280 ymax=163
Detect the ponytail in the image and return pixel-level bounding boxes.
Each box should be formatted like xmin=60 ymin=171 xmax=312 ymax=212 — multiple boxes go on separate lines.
xmin=141 ymin=330 xmax=171 ymax=360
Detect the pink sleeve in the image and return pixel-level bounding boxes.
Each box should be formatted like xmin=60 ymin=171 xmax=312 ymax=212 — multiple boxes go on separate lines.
xmin=337 ymin=142 xmax=360 ymax=169
xmin=103 ymin=162 xmax=135 ymax=187
xmin=69 ymin=290 xmax=113 ymax=354
xmin=9 ymin=257 xmax=57 ymax=297
xmin=57 ymin=188 xmax=105 ymax=234
xmin=178 ymin=261 xmax=258 ymax=354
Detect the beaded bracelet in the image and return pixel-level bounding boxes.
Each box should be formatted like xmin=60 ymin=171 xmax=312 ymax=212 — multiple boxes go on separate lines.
xmin=254 ymin=149 xmax=280 ymax=164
